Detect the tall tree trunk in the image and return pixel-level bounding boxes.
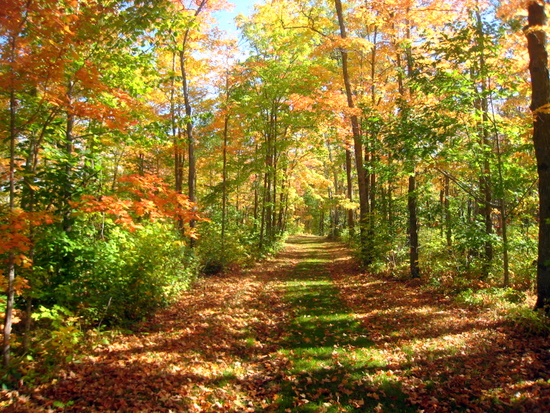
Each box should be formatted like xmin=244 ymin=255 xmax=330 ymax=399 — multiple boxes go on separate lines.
xmin=259 ymin=164 xmax=269 ymax=250
xmin=493 ymin=106 xmax=510 ymax=286
xmin=474 ymin=9 xmax=493 ymax=278
xmin=264 ymin=112 xmax=274 ymax=244
xmin=179 ymin=0 xmax=207 ymax=243
xmin=395 ymin=12 xmax=419 ymax=278
xmin=221 ymin=114 xmax=229 ymax=253
xmin=3 ymin=87 xmax=17 ymax=368
xmin=62 ymin=81 xmax=74 ymax=234
xmin=171 ymin=51 xmax=184 ymax=194
xmin=180 ymin=52 xmax=196 ymax=236
xmin=443 ymin=175 xmax=452 ymax=248
xmin=525 ymin=1 xmax=550 ymax=310
xmin=345 ymin=149 xmax=355 ymax=235
xmin=271 ymin=108 xmax=278 ymax=242
xmin=408 ymin=172 xmax=420 ymax=278
xmin=334 ymin=0 xmax=370 ymax=263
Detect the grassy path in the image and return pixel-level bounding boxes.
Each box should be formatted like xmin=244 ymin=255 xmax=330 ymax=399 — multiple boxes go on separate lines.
xmin=275 ymin=236 xmax=411 ymax=412
xmin=3 ymin=235 xmax=549 ymax=412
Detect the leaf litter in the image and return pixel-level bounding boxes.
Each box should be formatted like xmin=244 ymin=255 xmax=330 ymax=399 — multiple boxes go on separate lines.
xmin=2 ymin=235 xmax=550 ymax=412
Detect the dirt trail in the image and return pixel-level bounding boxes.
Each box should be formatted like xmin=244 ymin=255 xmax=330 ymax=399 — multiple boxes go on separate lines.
xmin=3 ymin=235 xmax=550 ymax=412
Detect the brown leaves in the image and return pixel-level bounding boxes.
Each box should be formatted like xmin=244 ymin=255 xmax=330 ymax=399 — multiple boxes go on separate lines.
xmin=2 ymin=249 xmax=293 ymax=412
xmin=4 ymin=237 xmax=550 ymax=412
xmin=329 ymin=257 xmax=550 ymax=412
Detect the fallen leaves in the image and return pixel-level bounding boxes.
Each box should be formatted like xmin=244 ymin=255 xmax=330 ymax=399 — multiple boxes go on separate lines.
xmin=2 ymin=235 xmax=550 ymax=412
xmin=1 ymin=251 xmax=294 ymax=412
xmin=329 ymin=244 xmax=550 ymax=412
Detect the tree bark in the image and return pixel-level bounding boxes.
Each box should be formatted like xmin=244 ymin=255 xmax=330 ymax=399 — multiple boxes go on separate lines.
xmin=443 ymin=175 xmax=452 ymax=248
xmin=3 ymin=87 xmax=17 ymax=368
xmin=171 ymin=51 xmax=184 ymax=194
xmin=62 ymin=80 xmax=75 ymax=234
xmin=179 ymin=0 xmax=208 ymax=243
xmin=334 ymin=0 xmax=370 ymax=262
xmin=221 ymin=114 xmax=229 ymax=253
xmin=408 ymin=173 xmax=420 ymax=278
xmin=473 ymin=9 xmax=493 ymax=279
xmin=345 ymin=149 xmax=355 ymax=235
xmin=525 ymin=1 xmax=550 ymax=310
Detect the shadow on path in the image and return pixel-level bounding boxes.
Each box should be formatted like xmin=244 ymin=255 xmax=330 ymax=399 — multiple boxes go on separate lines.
xmin=275 ymin=235 xmax=413 ymax=412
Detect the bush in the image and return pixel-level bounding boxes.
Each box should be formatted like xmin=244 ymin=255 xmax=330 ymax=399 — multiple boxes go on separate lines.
xmin=196 ymin=220 xmax=257 ymax=275
xmin=32 ymin=219 xmax=198 ymax=327
xmin=505 ymin=307 xmax=550 ymax=336
xmin=455 ymin=287 xmax=526 ymax=308
xmin=31 ymin=305 xmax=83 ymax=364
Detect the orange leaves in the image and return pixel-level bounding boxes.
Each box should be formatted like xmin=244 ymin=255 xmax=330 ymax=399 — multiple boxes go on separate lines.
xmin=76 ymin=174 xmax=201 ymax=233
xmin=0 ymin=210 xmax=53 ymax=257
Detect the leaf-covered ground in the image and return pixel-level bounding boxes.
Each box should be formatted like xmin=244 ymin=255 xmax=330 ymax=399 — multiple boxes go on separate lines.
xmin=2 ymin=235 xmax=550 ymax=412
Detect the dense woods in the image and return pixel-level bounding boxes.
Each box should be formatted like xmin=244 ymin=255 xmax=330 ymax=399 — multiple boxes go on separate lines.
xmin=1 ymin=0 xmax=549 ymax=387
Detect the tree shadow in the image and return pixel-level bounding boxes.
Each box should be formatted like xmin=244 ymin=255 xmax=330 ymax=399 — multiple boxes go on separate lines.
xmin=330 ymin=259 xmax=550 ymax=412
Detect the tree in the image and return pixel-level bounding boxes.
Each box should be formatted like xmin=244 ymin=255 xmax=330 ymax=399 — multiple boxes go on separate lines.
xmin=334 ymin=0 xmax=371 ymax=263
xmin=525 ymin=1 xmax=550 ymax=311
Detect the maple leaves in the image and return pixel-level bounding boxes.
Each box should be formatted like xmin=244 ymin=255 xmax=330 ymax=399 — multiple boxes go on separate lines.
xmin=76 ymin=174 xmax=201 ymax=234
xmin=0 ymin=209 xmax=53 ymax=267
xmin=2 ymin=239 xmax=292 ymax=412
xmin=330 ymin=255 xmax=550 ymax=412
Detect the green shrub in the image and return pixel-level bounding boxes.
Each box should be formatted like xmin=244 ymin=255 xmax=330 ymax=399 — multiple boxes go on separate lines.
xmin=505 ymin=307 xmax=550 ymax=336
xmin=32 ymin=219 xmax=198 ymax=327
xmin=455 ymin=287 xmax=526 ymax=308
xmin=31 ymin=305 xmax=83 ymax=364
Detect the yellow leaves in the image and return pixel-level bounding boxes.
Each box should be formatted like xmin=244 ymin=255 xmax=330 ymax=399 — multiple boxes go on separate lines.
xmin=318 ymin=36 xmax=374 ymax=55
xmin=0 ymin=274 xmax=30 ymax=295
xmin=340 ymin=199 xmax=360 ymax=211
xmin=532 ymin=103 xmax=550 ymax=115
xmin=349 ymin=37 xmax=374 ymax=52
xmin=62 ymin=24 xmax=74 ymax=35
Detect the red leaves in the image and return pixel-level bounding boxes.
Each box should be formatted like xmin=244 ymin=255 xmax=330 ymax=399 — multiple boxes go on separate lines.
xmin=76 ymin=173 xmax=201 ymax=233
xmin=4 ymin=238 xmax=550 ymax=412
xmin=2 ymin=251 xmax=291 ymax=412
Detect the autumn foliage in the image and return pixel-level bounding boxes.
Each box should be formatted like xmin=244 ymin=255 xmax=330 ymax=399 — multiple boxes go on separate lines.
xmin=75 ymin=174 xmax=200 ymax=234
xmin=1 ymin=0 xmax=550 ymax=409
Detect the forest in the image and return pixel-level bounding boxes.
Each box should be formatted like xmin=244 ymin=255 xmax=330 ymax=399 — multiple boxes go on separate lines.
xmin=1 ymin=0 xmax=550 ymax=410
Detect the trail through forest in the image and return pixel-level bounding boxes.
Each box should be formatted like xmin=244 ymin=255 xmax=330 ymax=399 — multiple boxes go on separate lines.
xmin=4 ymin=236 xmax=550 ymax=412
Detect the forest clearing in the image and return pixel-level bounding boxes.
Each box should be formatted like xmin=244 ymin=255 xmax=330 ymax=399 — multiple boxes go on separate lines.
xmin=1 ymin=235 xmax=548 ymax=412
xmin=3 ymin=0 xmax=550 ymax=411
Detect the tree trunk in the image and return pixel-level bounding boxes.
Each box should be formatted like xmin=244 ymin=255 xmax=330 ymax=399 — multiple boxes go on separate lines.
xmin=395 ymin=11 xmax=419 ymax=279
xmin=221 ymin=114 xmax=229 ymax=253
xmin=171 ymin=51 xmax=185 ymax=194
xmin=345 ymin=149 xmax=355 ymax=235
xmin=178 ymin=0 xmax=207 ymax=243
xmin=408 ymin=172 xmax=420 ymax=278
xmin=62 ymin=81 xmax=75 ymax=234
xmin=525 ymin=1 xmax=550 ymax=310
xmin=3 ymin=87 xmax=17 ymax=368
xmin=473 ymin=9 xmax=493 ymax=278
xmin=180 ymin=50 xmax=196 ymax=237
xmin=334 ymin=0 xmax=370 ymax=263
xmin=444 ymin=175 xmax=452 ymax=248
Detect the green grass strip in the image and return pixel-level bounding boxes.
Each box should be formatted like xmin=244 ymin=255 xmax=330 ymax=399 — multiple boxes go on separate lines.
xmin=276 ymin=242 xmax=414 ymax=412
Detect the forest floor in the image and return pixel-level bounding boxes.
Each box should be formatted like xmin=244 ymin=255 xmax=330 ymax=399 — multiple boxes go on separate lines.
xmin=3 ymin=235 xmax=550 ymax=412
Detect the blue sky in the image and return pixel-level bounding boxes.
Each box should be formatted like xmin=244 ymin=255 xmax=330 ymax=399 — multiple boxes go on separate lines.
xmin=213 ymin=0 xmax=259 ymax=37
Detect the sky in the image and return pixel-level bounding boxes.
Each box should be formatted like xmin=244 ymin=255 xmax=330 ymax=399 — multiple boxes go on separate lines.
xmin=213 ymin=0 xmax=260 ymax=38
